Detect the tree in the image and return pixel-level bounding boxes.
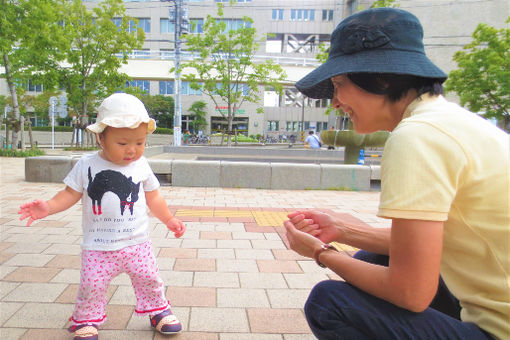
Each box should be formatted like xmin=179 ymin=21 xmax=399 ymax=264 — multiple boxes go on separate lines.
xmin=180 ymin=3 xmax=286 ymax=146
xmin=187 ymin=100 xmax=208 ymax=133
xmin=371 ymin=0 xmax=399 ymax=8
xmin=445 ymin=19 xmax=510 ymax=131
xmin=0 ymin=0 xmax=65 ymax=149
xmin=142 ymin=94 xmax=174 ymax=129
xmin=53 ymin=0 xmax=144 ymax=147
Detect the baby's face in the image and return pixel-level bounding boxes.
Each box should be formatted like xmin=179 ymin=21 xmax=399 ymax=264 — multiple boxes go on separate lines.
xmin=98 ymin=123 xmax=148 ymax=166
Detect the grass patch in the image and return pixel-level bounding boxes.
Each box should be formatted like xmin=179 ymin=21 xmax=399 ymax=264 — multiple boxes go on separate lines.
xmin=0 ymin=148 xmax=45 ymax=157
xmin=63 ymin=146 xmax=99 ymax=151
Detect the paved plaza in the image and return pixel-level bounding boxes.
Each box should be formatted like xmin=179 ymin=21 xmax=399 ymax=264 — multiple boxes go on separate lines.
xmin=0 ymin=155 xmax=389 ymax=340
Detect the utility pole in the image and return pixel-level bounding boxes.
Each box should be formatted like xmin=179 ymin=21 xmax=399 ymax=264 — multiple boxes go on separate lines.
xmin=173 ymin=0 xmax=182 ymax=146
xmin=162 ymin=0 xmax=189 ymax=146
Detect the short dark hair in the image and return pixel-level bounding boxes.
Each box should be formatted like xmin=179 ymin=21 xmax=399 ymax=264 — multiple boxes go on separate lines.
xmin=309 ymin=131 xmax=314 ymax=135
xmin=347 ymin=73 xmax=444 ymax=102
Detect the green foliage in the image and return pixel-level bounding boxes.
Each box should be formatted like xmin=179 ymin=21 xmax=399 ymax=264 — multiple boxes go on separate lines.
xmin=210 ymin=133 xmax=258 ymax=143
xmin=187 ymin=100 xmax=208 ymax=132
xmin=153 ymin=127 xmax=172 ymax=135
xmin=180 ymin=2 xmax=286 ymax=144
xmin=445 ymin=19 xmax=509 ymax=125
xmin=0 ymin=148 xmax=45 ymax=157
xmin=53 ymin=0 xmax=144 ymax=118
xmin=370 ymin=0 xmax=400 ymax=8
xmin=131 ymin=93 xmax=174 ymax=129
xmin=30 ymin=126 xmax=74 ymax=132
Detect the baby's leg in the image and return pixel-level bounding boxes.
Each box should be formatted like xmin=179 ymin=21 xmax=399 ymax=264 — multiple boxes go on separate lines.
xmin=71 ymin=249 xmax=121 ymax=326
xmin=123 ymin=240 xmax=169 ymax=315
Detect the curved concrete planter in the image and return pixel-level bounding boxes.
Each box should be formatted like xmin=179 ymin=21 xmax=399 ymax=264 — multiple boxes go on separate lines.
xmin=320 ymin=130 xmax=390 ymax=164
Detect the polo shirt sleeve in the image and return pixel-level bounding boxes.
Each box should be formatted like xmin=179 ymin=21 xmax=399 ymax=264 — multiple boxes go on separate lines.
xmin=378 ymin=121 xmax=468 ymax=221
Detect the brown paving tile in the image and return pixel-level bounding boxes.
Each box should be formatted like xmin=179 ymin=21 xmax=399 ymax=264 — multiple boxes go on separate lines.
xmin=45 ymin=254 xmax=82 ymax=269
xmin=0 ymin=251 xmax=15 ymax=264
xmin=173 ymin=258 xmax=215 ymax=272
xmin=166 ymin=287 xmax=216 ymax=307
xmin=200 ymin=217 xmax=228 ymax=223
xmin=272 ymin=249 xmax=309 ymax=261
xmin=0 ymin=242 xmax=15 ymax=251
xmin=4 ymin=267 xmax=61 ymax=282
xmin=102 ymin=305 xmax=134 ymax=330
xmin=200 ymin=231 xmax=232 ymax=240
xmin=228 ymin=217 xmax=255 ymax=223
xmin=245 ymin=225 xmax=276 ymax=233
xmin=257 ymin=260 xmax=303 ymax=273
xmin=20 ymin=329 xmax=69 ymax=340
xmin=31 ymin=220 xmax=70 ymax=228
xmin=247 ymin=308 xmax=310 ymax=334
xmin=179 ymin=216 xmax=200 ymax=222
xmin=56 ymin=284 xmax=117 ymax=304
xmin=260 ymin=207 xmax=286 ymax=212
xmin=159 ymin=248 xmax=197 ymax=259
xmin=0 ymin=218 xmax=14 ymax=225
xmin=155 ymin=332 xmax=218 ymax=340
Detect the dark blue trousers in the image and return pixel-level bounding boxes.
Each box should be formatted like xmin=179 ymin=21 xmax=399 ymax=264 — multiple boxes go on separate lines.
xmin=304 ymin=251 xmax=493 ymax=340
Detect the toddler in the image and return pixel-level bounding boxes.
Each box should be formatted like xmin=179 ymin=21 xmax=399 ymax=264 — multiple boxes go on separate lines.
xmin=19 ymin=93 xmax=186 ymax=340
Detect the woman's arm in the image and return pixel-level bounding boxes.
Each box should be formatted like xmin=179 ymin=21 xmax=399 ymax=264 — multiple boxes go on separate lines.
xmin=285 ymin=217 xmax=443 ymax=312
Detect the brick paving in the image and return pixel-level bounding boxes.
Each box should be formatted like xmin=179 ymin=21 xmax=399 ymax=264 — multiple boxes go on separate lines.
xmin=0 ymin=156 xmax=390 ymax=340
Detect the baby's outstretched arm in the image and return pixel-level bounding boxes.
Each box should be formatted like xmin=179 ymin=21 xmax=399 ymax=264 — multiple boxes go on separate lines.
xmin=146 ymin=189 xmax=186 ymax=238
xmin=19 ymin=186 xmax=82 ymax=226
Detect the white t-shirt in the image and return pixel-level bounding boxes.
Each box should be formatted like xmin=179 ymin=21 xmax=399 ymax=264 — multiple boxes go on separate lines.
xmin=64 ymin=152 xmax=160 ymax=251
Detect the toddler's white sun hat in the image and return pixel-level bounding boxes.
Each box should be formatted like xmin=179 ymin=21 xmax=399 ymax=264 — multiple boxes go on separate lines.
xmin=86 ymin=93 xmax=156 ymax=134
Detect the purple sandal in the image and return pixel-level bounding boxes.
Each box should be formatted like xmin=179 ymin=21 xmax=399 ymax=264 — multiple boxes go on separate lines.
xmin=150 ymin=308 xmax=182 ymax=334
xmin=68 ymin=324 xmax=98 ymax=340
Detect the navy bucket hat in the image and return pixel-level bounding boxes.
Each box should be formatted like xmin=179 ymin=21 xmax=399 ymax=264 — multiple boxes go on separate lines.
xmin=295 ymin=8 xmax=447 ymax=99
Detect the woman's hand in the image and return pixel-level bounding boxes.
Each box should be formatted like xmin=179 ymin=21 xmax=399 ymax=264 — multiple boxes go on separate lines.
xmin=287 ymin=210 xmax=343 ymax=244
xmin=166 ymin=217 xmax=186 ymax=238
xmin=283 ymin=218 xmax=324 ymax=258
xmin=18 ymin=200 xmax=50 ymax=226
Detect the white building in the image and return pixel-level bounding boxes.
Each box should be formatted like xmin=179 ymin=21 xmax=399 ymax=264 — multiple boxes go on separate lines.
xmin=1 ymin=0 xmax=508 ymax=137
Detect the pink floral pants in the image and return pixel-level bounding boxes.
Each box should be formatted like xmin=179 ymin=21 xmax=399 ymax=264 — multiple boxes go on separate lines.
xmin=71 ymin=240 xmax=169 ymax=326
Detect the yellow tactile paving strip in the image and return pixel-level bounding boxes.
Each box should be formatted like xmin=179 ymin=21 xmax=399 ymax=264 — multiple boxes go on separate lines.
xmin=174 ymin=209 xmax=288 ymax=226
xmin=251 ymin=211 xmax=289 ymax=227
xmin=331 ymin=242 xmax=359 ymax=253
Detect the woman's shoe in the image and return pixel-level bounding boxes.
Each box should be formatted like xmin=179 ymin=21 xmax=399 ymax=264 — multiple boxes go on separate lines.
xmin=68 ymin=324 xmax=98 ymax=340
xmin=149 ymin=308 xmax=182 ymax=334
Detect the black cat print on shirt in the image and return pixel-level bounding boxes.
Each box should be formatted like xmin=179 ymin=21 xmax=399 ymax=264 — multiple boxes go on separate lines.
xmin=87 ymin=167 xmax=141 ymax=216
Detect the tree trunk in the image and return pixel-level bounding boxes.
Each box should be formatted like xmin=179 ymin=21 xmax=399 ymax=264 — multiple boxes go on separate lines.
xmin=27 ymin=119 xmax=35 ymax=149
xmin=2 ymin=53 xmax=21 ymax=150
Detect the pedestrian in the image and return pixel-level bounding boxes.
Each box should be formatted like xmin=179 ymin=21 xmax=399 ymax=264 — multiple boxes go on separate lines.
xmin=18 ymin=93 xmax=186 ymax=340
xmin=305 ymin=130 xmax=321 ymax=149
xmin=284 ymin=8 xmax=508 ymax=340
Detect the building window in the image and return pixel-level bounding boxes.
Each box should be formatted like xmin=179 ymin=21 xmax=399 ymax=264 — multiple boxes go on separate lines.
xmin=22 ymin=79 xmax=43 ymax=92
xmin=272 ymin=9 xmax=283 ymax=20
xmin=159 ymin=81 xmax=174 ymax=95
xmin=347 ymin=0 xmax=358 ymax=16
xmin=190 ymin=18 xmax=203 ymax=33
xmin=216 ymin=19 xmax=251 ymax=32
xmin=182 ymin=81 xmax=202 ymax=95
xmin=160 ymin=19 xmax=175 ymax=33
xmin=267 ymin=120 xmax=279 ymax=132
xmin=291 ymin=9 xmax=315 ymax=21
xmin=126 ymin=80 xmax=149 ymax=93
xmin=322 ymin=9 xmax=333 ymax=21
xmin=113 ymin=18 xmax=150 ymax=33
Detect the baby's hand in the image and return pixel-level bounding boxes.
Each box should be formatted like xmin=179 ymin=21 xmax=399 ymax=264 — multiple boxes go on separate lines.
xmin=165 ymin=217 xmax=186 ymax=238
xmin=18 ymin=200 xmax=50 ymax=226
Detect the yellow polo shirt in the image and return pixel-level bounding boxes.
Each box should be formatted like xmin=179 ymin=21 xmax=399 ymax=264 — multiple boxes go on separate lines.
xmin=378 ymin=94 xmax=509 ymax=339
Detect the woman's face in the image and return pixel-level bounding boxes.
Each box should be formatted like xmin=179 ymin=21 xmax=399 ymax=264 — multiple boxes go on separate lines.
xmin=331 ymin=75 xmax=396 ymax=133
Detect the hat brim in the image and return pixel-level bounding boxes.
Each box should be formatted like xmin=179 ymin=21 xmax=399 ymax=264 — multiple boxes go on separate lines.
xmin=295 ymin=49 xmax=447 ymax=99
xmin=86 ymin=117 xmax=156 ymax=134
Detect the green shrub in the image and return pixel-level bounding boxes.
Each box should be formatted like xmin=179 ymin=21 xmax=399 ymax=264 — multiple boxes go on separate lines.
xmin=153 ymin=127 xmax=172 ymax=134
xmin=0 ymin=148 xmax=45 ymax=157
xmin=31 ymin=126 xmax=73 ymax=132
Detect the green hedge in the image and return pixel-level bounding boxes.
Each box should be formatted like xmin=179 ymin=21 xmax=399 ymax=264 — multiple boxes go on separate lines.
xmin=0 ymin=148 xmax=45 ymax=157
